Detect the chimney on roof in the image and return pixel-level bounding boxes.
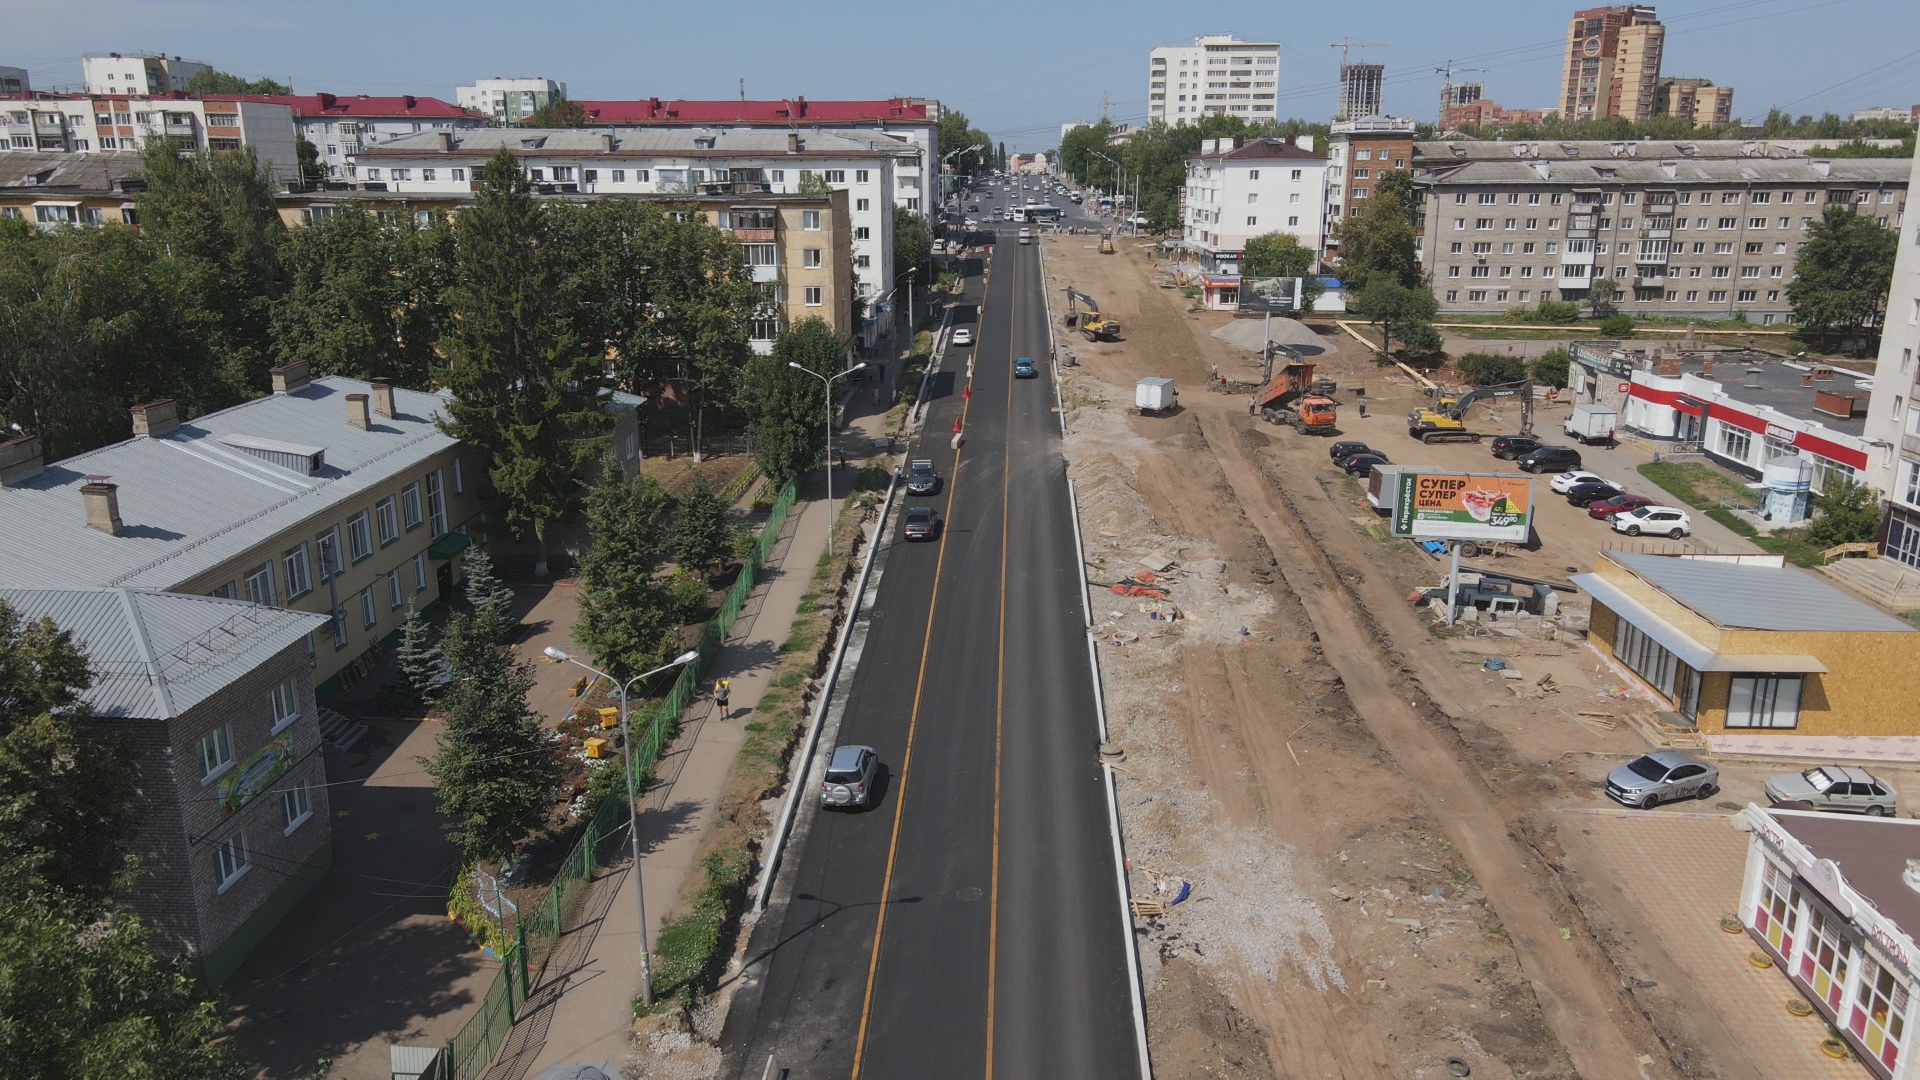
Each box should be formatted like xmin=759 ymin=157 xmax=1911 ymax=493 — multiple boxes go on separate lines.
xmin=404 ymin=94 xmax=416 ymax=109
xmin=371 ymin=379 xmax=396 ymax=418
xmin=346 ymin=393 xmax=372 ymax=430
xmin=437 ymin=130 xmax=452 ymax=152
xmin=81 ymin=480 xmax=123 ymax=535
xmin=0 ymin=432 xmax=43 ymax=486
xmin=129 ymin=398 xmax=179 ymax=438
xmin=1657 ymin=357 xmax=1683 ymax=377
xmin=787 ymin=132 xmax=800 ymax=153
xmin=270 ymin=359 xmax=311 ymax=395
xmin=1701 ymin=356 xmax=1714 ymax=375
xmin=600 ymin=132 xmax=613 ymax=152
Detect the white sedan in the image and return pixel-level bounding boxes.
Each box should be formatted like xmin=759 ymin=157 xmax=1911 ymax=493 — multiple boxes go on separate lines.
xmin=951 ymin=328 xmax=975 ymax=347
xmin=1549 ymin=469 xmax=1612 ymax=495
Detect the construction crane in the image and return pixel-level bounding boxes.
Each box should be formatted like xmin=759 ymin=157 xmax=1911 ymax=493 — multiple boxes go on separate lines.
xmin=1329 ymin=40 xmax=1392 ymax=121
xmin=1435 ymin=61 xmax=1489 ymax=126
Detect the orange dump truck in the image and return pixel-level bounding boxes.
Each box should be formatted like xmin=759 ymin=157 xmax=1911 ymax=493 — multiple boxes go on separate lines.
xmin=1256 ymin=363 xmax=1338 ymax=434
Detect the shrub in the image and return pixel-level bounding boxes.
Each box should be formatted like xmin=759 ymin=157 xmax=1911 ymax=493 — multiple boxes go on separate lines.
xmin=1530 ymin=347 xmax=1571 ymax=388
xmin=1456 ymin=352 xmax=1529 ymax=385
xmin=666 ymin=568 xmax=710 ymax=625
xmin=648 ymin=845 xmax=755 ymax=1009
xmin=1535 ymin=299 xmax=1581 ymax=324
xmin=1598 ymin=314 xmax=1637 ymax=337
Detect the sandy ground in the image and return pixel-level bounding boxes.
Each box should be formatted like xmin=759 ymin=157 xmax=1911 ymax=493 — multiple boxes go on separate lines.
xmin=1042 ymin=232 xmax=1802 ymax=1080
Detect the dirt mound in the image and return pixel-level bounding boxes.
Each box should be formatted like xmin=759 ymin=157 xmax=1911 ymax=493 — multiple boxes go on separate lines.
xmin=1209 ymin=315 xmax=1327 ymax=356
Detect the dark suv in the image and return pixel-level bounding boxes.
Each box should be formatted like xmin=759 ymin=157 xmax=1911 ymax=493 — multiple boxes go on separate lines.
xmin=1515 ymin=445 xmax=1583 ymax=473
xmin=1490 ymin=436 xmax=1544 ymax=460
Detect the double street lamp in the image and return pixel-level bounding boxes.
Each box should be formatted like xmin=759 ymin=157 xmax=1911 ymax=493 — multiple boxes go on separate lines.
xmin=541 ymin=646 xmax=700 ymax=1008
xmin=788 ymin=361 xmax=867 ymax=554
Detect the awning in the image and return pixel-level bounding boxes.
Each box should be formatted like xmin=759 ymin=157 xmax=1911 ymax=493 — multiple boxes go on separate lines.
xmin=1573 ymin=573 xmax=1828 ymax=674
xmin=427 ymin=532 xmax=473 ymax=560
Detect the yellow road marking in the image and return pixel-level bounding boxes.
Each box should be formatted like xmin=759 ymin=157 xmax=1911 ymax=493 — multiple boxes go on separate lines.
xmin=985 ymin=241 xmax=1020 ymax=1080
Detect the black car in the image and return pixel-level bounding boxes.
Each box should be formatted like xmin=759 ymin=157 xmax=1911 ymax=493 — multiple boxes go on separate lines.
xmin=1515 ymin=446 xmax=1583 ymax=473
xmin=1329 ymin=440 xmax=1373 ymax=462
xmin=1490 ymin=435 xmax=1544 ymax=460
xmin=902 ymin=506 xmax=937 ymax=541
xmin=1565 ymin=481 xmax=1626 ymax=507
xmin=1340 ymin=452 xmax=1390 ymax=478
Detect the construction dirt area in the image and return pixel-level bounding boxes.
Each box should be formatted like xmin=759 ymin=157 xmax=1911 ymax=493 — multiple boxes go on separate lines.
xmin=1041 ymin=232 xmax=1899 ymax=1080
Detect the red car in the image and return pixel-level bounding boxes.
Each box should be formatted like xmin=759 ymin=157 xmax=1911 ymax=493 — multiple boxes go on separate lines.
xmin=1588 ymin=493 xmax=1657 ymax=520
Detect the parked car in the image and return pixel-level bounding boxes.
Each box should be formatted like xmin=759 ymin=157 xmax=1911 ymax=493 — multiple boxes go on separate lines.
xmin=952 ymin=328 xmax=975 ymax=346
xmin=1606 ymin=750 xmax=1719 ymax=808
xmin=1565 ymin=481 xmax=1628 ymax=507
xmin=1587 ymin=493 xmax=1658 ymax=520
xmin=1329 ymin=440 xmax=1374 ymax=462
xmin=1490 ymin=435 xmax=1544 ymax=460
xmin=820 ymin=745 xmax=878 ymax=809
xmin=1340 ymin=452 xmax=1391 ymax=478
xmin=1013 ymin=357 xmax=1038 ymax=378
xmin=1549 ymin=469 xmax=1611 ymax=494
xmin=963 ymin=217 xmax=977 ymax=228
xmin=1610 ymin=505 xmax=1692 ymax=538
xmin=1765 ymin=767 xmax=1900 ymax=816
xmin=902 ymin=505 xmax=938 ymax=541
xmin=1517 ymin=446 xmax=1584 ymax=474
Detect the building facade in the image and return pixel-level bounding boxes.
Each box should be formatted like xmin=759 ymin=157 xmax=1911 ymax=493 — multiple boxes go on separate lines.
xmin=1180 ymin=137 xmax=1326 ymax=272
xmin=0 ymin=66 xmax=28 ymax=95
xmin=1148 ymin=35 xmax=1282 ymax=127
xmin=1656 ymin=77 xmax=1735 ymax=127
xmin=82 ymin=53 xmax=212 ymax=96
xmin=1415 ymin=155 xmax=1910 ymax=320
xmin=1562 ymin=6 xmax=1665 ymax=121
xmin=1862 ymin=140 xmax=1920 ymax=571
xmin=1851 ymin=106 xmax=1920 ymax=125
xmin=455 ymin=77 xmax=565 ymax=125
xmin=0 ymin=150 xmax=146 ymax=227
xmin=204 ymin=92 xmax=484 ymax=178
xmin=0 ymin=365 xmax=487 ymax=695
xmin=0 ymin=94 xmax=300 ymax=183
xmin=1324 ymin=115 xmax=1417 ymax=259
xmin=0 ymin=587 xmax=331 ymax=983
xmin=1439 ymin=87 xmax=1552 ymax=132
xmin=1337 ymin=63 xmax=1385 ymax=123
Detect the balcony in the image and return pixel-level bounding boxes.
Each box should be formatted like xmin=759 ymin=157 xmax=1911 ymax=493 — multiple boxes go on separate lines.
xmin=750 ymin=263 xmax=780 ymax=283
xmin=733 ymin=228 xmax=775 ymax=242
xmin=1634 ymin=251 xmax=1668 ymax=265
xmin=33 ymin=119 xmax=66 ymax=135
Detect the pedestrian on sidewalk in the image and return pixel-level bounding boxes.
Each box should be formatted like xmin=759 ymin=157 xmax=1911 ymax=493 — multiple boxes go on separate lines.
xmin=714 ymin=678 xmax=730 ymax=716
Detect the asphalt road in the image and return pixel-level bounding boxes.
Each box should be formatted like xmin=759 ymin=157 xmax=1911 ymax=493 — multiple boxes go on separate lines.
xmin=722 ymin=192 xmax=1136 ymax=1079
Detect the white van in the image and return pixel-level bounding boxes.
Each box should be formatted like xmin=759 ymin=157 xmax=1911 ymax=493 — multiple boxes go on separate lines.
xmin=1018 ymin=227 xmax=1033 ymax=245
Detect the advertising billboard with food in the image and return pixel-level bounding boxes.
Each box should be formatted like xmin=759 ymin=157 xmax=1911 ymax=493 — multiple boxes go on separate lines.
xmin=1391 ymin=472 xmax=1533 ymax=542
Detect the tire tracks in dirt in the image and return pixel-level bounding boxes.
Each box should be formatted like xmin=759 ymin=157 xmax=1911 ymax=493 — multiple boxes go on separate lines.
xmin=1192 ymin=406 xmax=1664 ymax=1080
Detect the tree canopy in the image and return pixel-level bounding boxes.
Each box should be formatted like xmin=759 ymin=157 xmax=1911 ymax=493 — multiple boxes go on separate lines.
xmin=1241 ymin=232 xmax=1316 ymax=278
xmin=526 ymin=100 xmax=589 ymax=128
xmin=576 ymin=465 xmax=678 ymax=678
xmin=1355 ymin=277 xmax=1442 ymax=358
xmin=182 ymin=70 xmax=290 ymax=96
xmin=1788 ymin=205 xmax=1898 ymax=350
xmin=1332 ymin=169 xmax=1421 ymax=290
xmin=746 ymin=317 xmax=842 ymax=486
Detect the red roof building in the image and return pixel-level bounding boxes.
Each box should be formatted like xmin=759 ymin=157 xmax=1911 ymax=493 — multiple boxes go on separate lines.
xmin=569 ymin=97 xmax=933 ymax=126
xmin=199 ymin=92 xmax=477 ymax=120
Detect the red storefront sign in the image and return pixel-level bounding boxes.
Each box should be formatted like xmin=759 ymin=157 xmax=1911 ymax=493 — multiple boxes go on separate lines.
xmin=1625 ymin=382 xmax=1869 ymax=469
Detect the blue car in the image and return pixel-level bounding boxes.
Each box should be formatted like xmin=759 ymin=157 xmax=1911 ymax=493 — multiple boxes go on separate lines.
xmin=1013 ymin=357 xmax=1038 ymax=379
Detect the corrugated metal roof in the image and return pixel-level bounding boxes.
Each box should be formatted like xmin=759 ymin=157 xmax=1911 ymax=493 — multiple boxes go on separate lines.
xmin=0 ymin=376 xmax=456 ymax=590
xmin=0 ymin=587 xmax=328 ymax=718
xmin=0 ymin=151 xmax=145 ymax=195
xmin=1610 ymin=552 xmax=1916 ymax=633
xmin=360 ymin=127 xmax=914 ymax=158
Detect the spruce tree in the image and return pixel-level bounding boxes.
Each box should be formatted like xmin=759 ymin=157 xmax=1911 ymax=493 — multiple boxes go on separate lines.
xmin=394 ymin=601 xmax=444 ymax=704
xmin=461 ymin=548 xmax=516 ymax=645
xmin=576 ymin=466 xmax=677 ymax=678
xmin=673 ymin=478 xmax=734 ymax=577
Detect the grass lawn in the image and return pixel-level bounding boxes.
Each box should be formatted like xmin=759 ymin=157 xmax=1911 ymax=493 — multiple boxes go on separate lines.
xmin=1639 ymin=460 xmax=1831 ymax=566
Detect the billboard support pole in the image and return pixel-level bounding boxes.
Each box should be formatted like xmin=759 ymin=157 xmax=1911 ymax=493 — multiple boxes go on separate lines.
xmin=1446 ymin=542 xmax=1463 ymax=628
xmin=1262 ymin=311 xmax=1274 ymax=383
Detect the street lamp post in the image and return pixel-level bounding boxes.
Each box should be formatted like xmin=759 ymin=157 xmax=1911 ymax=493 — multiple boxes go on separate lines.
xmin=541 ymin=646 xmax=700 ymax=1009
xmin=787 ymin=361 xmax=867 ymax=554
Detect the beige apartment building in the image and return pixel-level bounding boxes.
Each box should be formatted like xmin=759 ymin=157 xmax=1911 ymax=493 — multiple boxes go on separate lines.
xmin=1656 ymin=78 xmax=1736 ymax=127
xmin=1563 ymin=6 xmax=1665 ymax=121
xmin=1416 ymin=155 xmax=1910 ymax=321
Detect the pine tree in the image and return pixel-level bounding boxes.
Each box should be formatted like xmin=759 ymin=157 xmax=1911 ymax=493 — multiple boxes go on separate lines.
xmin=395 ymin=601 xmax=444 ymax=704
xmin=576 ymin=466 xmax=677 ymax=678
xmin=461 ymin=548 xmax=516 ymax=645
xmin=423 ymin=612 xmax=561 ymax=865
xmin=673 ymin=478 xmax=734 ymax=577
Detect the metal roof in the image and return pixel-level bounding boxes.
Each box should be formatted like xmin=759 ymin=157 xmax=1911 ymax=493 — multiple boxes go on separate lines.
xmin=1417 ymin=158 xmax=1913 ymax=186
xmin=0 ymin=376 xmax=456 ymax=590
xmin=0 ymin=587 xmax=328 ymax=719
xmin=1609 ymin=552 xmax=1916 ymax=633
xmin=0 ymin=151 xmax=145 ymax=196
xmin=358 ymin=127 xmax=916 ymax=159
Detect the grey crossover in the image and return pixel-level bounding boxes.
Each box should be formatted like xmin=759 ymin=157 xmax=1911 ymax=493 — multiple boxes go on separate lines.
xmin=1605 ymin=750 xmax=1718 ymax=808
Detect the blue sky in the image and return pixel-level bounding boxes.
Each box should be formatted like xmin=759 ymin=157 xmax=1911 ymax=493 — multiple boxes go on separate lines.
xmin=10 ymin=0 xmax=1919 ymax=150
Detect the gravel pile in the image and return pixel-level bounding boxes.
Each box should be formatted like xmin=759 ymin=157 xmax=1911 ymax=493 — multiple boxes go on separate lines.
xmin=1209 ymin=315 xmax=1326 ymax=356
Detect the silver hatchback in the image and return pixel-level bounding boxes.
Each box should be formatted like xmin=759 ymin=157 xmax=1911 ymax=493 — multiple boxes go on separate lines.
xmin=1605 ymin=750 xmax=1719 ymax=808
xmin=1765 ymin=766 xmax=1900 ymax=816
xmin=821 ymin=745 xmax=878 ymax=809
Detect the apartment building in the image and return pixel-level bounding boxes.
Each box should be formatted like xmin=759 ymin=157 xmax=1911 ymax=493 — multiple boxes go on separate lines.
xmin=1562 ymin=6 xmax=1665 ymax=121
xmin=351 ymin=127 xmax=903 ymax=307
xmin=455 ymin=77 xmax=565 ymax=125
xmin=203 ymin=92 xmax=484 ymax=178
xmin=83 ymin=53 xmax=212 ymax=96
xmin=1324 ymin=115 xmax=1417 ymax=259
xmin=1656 ymin=78 xmax=1736 ymax=127
xmin=1148 ymin=35 xmax=1282 ymax=126
xmin=0 ymin=586 xmax=330 ymax=983
xmin=0 ymin=94 xmax=300 ymax=183
xmin=1337 ymin=63 xmax=1385 ymax=123
xmin=1851 ymin=106 xmax=1920 ymax=125
xmin=0 ymin=364 xmax=487 ymax=696
xmin=0 ymin=66 xmax=28 ymax=95
xmin=1861 ymin=141 xmax=1920 ymax=574
xmin=0 ymin=149 xmax=145 ymax=226
xmin=567 ymin=97 xmax=940 ymax=214
xmin=1415 ymin=156 xmax=1910 ymax=321
xmin=1181 ymin=136 xmax=1326 ymax=272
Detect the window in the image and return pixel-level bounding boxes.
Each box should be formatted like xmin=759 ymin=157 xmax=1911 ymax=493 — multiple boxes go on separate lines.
xmin=1246 ymin=216 xmax=1258 ymax=226
xmin=1453 ymin=218 xmax=1466 ymax=231
xmin=854 ymin=227 xmax=870 ymax=240
xmin=854 ymin=169 xmax=869 ymax=183
xmin=1749 ymin=217 xmax=1767 ymax=229
xmin=1612 ymin=619 xmax=1679 ymax=697
xmin=282 ymin=782 xmax=313 ymax=834
xmin=1477 ymin=193 xmax=1497 ymax=205
xmin=347 ymin=511 xmax=372 ymax=562
xmin=450 ymin=168 xmax=467 ymax=182
xmin=743 ymin=243 xmax=776 ymax=266
xmin=803 ymin=248 xmax=822 ymax=268
xmin=1718 ymin=217 xmax=1737 ymax=230
xmin=1725 ymin=675 xmax=1802 ymax=729
xmin=1247 ymin=193 xmax=1258 ymax=204
xmin=209 ymin=581 xmax=236 ymax=600
xmin=1708 ymin=289 xmax=1728 ymax=302
xmin=855 ymin=198 xmax=870 ymax=212
xmin=315 ymin=527 xmax=342 ymax=580
xmin=1291 ymin=169 xmax=1302 ymax=181
xmin=425 ymin=471 xmax=446 ymax=536
xmin=609 ymin=169 xmax=625 ymax=183
xmin=281 ymin=544 xmax=312 ymax=598
xmin=199 ymin=724 xmax=235 ymax=781
xmin=1449 ymin=242 xmax=1463 ymax=254
xmin=802 ymin=210 xmax=821 ymax=230
xmin=413 ymin=551 xmax=428 ymax=592
xmin=215 ymin=832 xmax=249 ymax=891
xmin=1720 ymin=424 xmax=1753 ymax=461
xmin=1455 ymin=193 xmax=1468 ymax=204
xmin=1445 ymin=290 xmax=1458 ymax=302
xmin=376 ymin=497 xmax=398 ymax=544
xmin=824 ymin=170 xmax=845 ymax=184
xmin=402 ymin=483 xmax=423 ymax=529
xmin=245 ymin=563 xmax=276 ymax=606
xmin=361 ymin=585 xmax=377 ymax=628
xmin=1740 ymin=266 xmax=1761 ymax=278
xmin=1448 ymin=266 xmax=1461 ymax=278
xmin=804 ymin=286 xmax=824 ymax=306
xmin=269 ymin=678 xmax=299 ymax=733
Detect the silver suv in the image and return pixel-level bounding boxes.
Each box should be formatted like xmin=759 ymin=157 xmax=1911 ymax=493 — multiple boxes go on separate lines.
xmin=1605 ymin=750 xmax=1718 ymax=808
xmin=1765 ymin=766 xmax=1900 ymax=816
xmin=821 ymin=745 xmax=878 ymax=809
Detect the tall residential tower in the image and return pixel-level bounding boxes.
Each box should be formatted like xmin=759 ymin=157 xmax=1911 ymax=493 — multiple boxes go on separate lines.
xmin=1562 ymin=6 xmax=1665 ymax=121
xmin=1149 ymin=35 xmax=1282 ymax=126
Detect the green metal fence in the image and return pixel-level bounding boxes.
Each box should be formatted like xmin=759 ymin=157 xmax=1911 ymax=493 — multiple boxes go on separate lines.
xmin=431 ymin=480 xmax=798 ymax=1080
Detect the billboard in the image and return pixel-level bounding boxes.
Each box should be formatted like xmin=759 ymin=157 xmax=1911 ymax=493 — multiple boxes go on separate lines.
xmin=1235 ymin=276 xmax=1304 ymax=313
xmin=1390 ymin=472 xmax=1534 ymax=542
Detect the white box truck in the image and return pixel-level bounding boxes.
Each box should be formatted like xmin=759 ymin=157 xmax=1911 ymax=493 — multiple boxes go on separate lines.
xmin=1135 ymin=378 xmax=1177 ymax=414
xmin=1564 ymin=403 xmax=1618 ymax=444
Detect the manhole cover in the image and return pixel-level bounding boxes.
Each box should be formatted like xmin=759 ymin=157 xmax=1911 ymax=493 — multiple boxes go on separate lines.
xmin=956 ymin=886 xmax=983 ymax=901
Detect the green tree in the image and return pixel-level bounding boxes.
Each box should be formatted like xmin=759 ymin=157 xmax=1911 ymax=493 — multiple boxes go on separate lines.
xmin=295 ymin=136 xmax=327 ymax=186
xmin=1332 ymin=169 xmax=1421 ymax=289
xmin=460 ymin=548 xmax=517 ymax=645
xmin=1804 ymin=478 xmax=1881 ymax=549
xmin=746 ymin=317 xmax=841 ymax=485
xmin=1456 ymin=353 xmax=1529 ymax=385
xmin=0 ymin=601 xmax=139 ymax=907
xmin=894 ymin=207 xmax=932 ymax=295
xmin=271 ymin=206 xmax=439 ymax=385
xmin=395 ymin=602 xmax=444 ymax=704
xmin=0 ymin=890 xmax=251 ymax=1079
xmin=1788 ymin=205 xmax=1899 ymax=351
xmin=526 ymin=99 xmax=589 ymax=127
xmin=438 ymin=150 xmax=610 ymax=577
xmin=796 ymin=171 xmax=833 ymax=195
xmin=1058 ymin=120 xmax=1114 ymax=185
xmin=1598 ymin=313 xmax=1637 ymax=337
xmin=576 ymin=465 xmax=678 ymax=678
xmin=1354 ymin=277 xmax=1441 ymax=357
xmin=673 ymin=478 xmax=734 ymax=577
xmin=1240 ymin=232 xmax=1316 ymax=278
xmin=183 ymin=69 xmax=291 ymax=96
xmin=1587 ymin=277 xmax=1622 ymax=317
xmin=425 ymin=612 xmax=561 ymax=864
xmin=1530 ymin=347 xmax=1572 ymax=388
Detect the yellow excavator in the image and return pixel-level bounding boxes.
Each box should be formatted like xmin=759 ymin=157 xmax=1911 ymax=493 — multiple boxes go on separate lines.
xmin=1064 ymin=288 xmax=1121 ymax=341
xmin=1406 ymin=380 xmax=1535 ymax=443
